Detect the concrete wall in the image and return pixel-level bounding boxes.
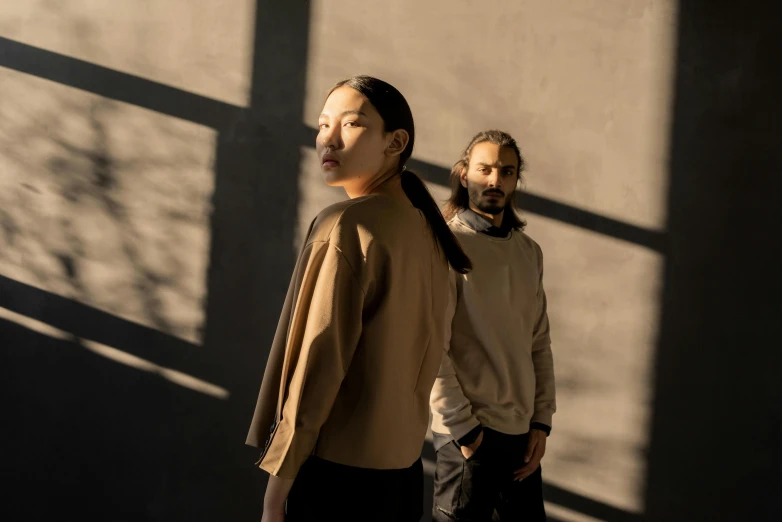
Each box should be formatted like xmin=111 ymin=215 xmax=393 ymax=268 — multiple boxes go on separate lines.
xmin=1 ymin=1 xmax=778 ymax=521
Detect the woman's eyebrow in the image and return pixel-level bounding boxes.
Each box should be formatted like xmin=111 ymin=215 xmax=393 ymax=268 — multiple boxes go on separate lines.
xmin=319 ymin=109 xmax=367 ymax=118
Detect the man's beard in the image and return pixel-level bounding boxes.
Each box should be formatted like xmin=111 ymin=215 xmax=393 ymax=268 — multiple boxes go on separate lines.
xmin=467 ymin=181 xmax=510 ymax=216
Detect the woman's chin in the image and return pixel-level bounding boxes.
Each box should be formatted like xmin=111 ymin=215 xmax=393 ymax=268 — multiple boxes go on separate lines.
xmin=322 ymin=170 xmax=346 ymax=187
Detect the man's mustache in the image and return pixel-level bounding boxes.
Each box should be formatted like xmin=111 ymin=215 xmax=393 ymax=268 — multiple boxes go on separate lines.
xmin=482 ymin=189 xmax=505 ymax=197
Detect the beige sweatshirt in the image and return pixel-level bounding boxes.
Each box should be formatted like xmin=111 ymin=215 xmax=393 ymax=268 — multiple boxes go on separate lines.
xmin=430 ymin=213 xmax=556 ymax=441
xmin=246 ymin=194 xmax=449 ymax=478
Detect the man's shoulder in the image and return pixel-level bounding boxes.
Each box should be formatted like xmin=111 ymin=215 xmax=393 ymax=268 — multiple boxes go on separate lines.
xmin=514 ymin=230 xmax=542 ymax=251
xmin=511 ymin=230 xmax=546 ymax=269
xmin=447 ymin=215 xmax=478 ymax=237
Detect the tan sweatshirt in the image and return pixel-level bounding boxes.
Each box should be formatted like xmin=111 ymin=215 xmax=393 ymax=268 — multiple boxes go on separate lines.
xmin=430 ymin=213 xmax=556 ymax=441
xmin=246 ymin=194 xmax=449 ymax=478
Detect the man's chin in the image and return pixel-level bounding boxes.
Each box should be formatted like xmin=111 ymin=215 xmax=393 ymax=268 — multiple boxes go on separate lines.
xmin=476 ymin=204 xmax=504 ymax=217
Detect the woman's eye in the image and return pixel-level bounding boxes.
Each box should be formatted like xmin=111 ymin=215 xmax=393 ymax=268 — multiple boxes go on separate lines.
xmin=318 ymin=123 xmax=329 ymax=129
xmin=344 ymin=121 xmax=358 ymax=127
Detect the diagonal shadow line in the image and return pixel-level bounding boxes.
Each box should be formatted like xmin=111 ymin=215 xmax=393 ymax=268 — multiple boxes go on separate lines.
xmin=543 ymin=483 xmax=645 ymax=522
xmin=0 ymin=36 xmax=244 ymax=129
xmin=517 ymin=192 xmax=666 ymax=253
xmin=299 ymin=125 xmax=667 ymax=252
xmin=408 ymin=156 xmax=667 ymax=253
xmin=0 ymin=274 xmax=224 ymax=385
xmin=302 ymin=126 xmax=665 ymax=252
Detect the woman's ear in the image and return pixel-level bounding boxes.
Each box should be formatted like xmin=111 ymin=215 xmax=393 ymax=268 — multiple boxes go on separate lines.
xmin=385 ymin=129 xmax=410 ymax=158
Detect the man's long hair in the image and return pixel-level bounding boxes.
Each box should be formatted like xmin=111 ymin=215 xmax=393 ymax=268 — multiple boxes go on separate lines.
xmin=443 ymin=129 xmax=526 ymax=230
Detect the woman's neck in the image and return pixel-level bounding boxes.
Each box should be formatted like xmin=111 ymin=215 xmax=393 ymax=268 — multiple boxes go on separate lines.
xmin=346 ymin=164 xmax=407 ymax=202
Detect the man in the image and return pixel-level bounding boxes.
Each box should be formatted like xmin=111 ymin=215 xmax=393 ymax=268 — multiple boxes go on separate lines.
xmin=430 ymin=130 xmax=556 ymax=521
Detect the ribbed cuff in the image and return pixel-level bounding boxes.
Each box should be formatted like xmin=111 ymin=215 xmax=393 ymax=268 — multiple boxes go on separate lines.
xmin=530 ymin=409 xmax=554 ymax=430
xmin=530 ymin=422 xmax=551 ymax=436
xmin=456 ymin=424 xmax=483 ymax=447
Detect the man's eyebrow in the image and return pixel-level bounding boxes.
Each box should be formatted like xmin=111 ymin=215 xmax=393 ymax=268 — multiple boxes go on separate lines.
xmin=474 ymin=162 xmax=516 ymax=168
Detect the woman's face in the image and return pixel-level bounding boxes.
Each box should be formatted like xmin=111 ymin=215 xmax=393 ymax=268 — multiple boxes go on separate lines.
xmin=317 ymin=86 xmax=392 ymax=191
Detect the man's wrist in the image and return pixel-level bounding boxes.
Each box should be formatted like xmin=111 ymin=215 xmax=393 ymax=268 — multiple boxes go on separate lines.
xmin=530 ymin=422 xmax=551 ymax=436
xmin=456 ymin=424 xmax=483 ymax=447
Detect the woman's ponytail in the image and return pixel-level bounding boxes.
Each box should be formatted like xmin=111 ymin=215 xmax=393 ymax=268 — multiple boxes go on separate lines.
xmin=400 ymin=170 xmax=472 ymax=274
xmin=330 ymin=75 xmax=472 ymax=274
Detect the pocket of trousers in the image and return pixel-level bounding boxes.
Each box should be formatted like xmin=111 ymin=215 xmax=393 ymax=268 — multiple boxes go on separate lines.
xmin=463 ymin=429 xmax=489 ymax=462
xmin=456 ymin=451 xmax=497 ymax=518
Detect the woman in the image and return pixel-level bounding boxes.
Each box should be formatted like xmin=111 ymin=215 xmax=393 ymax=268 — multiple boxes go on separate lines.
xmin=246 ymin=76 xmax=472 ymax=521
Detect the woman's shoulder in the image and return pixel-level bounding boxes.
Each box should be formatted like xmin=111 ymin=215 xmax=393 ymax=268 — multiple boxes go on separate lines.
xmin=309 ymin=194 xmax=414 ymax=241
xmin=308 ymin=195 xmax=404 ymax=243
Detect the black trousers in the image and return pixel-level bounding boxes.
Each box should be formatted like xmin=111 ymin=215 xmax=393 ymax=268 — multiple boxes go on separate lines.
xmin=286 ymin=456 xmax=424 ymax=522
xmin=432 ymin=429 xmax=546 ymax=521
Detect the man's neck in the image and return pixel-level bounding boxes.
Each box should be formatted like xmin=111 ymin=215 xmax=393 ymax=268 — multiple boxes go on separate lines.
xmin=469 ymin=203 xmax=503 ymax=228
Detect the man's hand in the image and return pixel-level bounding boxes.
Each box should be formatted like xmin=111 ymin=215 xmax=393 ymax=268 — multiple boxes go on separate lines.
xmin=513 ymin=428 xmax=547 ymax=481
xmin=460 ymin=429 xmax=484 ymax=460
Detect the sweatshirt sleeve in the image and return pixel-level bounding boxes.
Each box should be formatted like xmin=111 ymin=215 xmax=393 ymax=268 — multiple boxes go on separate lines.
xmin=429 ymin=270 xmax=481 ymax=440
xmin=256 ymin=240 xmax=365 ymax=478
xmin=530 ymin=243 xmax=556 ymax=428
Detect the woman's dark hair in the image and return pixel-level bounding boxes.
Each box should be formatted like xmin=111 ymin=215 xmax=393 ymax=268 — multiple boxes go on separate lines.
xmin=443 ymin=129 xmax=526 ymax=231
xmin=330 ymin=75 xmax=472 ymax=274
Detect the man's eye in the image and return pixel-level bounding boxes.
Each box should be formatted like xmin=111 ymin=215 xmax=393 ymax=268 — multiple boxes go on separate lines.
xmin=344 ymin=121 xmax=358 ymax=127
xmin=318 ymin=123 xmax=329 ymax=129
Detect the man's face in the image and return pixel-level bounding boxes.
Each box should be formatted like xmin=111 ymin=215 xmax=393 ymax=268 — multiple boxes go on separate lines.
xmin=461 ymin=142 xmax=519 ymax=216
